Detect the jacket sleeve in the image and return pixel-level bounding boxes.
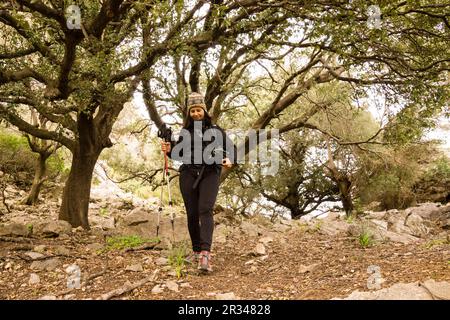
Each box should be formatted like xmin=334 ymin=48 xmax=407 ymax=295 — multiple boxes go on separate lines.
xmin=167 ymin=134 xmax=183 ymax=160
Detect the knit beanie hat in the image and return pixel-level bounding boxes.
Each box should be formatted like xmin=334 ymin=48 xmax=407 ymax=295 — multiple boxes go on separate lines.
xmin=187 ymin=92 xmax=206 ymax=112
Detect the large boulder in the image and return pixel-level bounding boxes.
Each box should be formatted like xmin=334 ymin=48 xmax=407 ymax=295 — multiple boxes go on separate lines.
xmin=319 ymin=220 xmax=351 ymax=237
xmin=33 ymin=220 xmax=72 ymax=237
xmin=115 ymin=207 xmax=189 ymax=245
xmin=335 ymin=279 xmax=450 ymax=300
xmin=0 ymin=223 xmax=31 ymax=237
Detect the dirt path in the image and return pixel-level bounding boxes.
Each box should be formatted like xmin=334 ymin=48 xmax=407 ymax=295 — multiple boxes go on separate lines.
xmin=1 ymin=227 xmax=448 ymax=300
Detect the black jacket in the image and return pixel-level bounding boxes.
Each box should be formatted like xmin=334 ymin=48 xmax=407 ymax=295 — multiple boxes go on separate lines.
xmin=166 ymin=119 xmax=237 ymax=171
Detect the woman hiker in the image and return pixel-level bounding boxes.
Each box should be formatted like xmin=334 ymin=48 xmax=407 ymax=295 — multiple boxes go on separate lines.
xmin=161 ymin=92 xmax=237 ymax=272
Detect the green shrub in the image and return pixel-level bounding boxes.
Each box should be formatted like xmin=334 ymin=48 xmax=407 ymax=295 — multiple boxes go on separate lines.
xmin=358 ymin=229 xmax=374 ymax=248
xmin=103 ymin=235 xmax=159 ymax=251
xmin=424 ymin=156 xmax=450 ymax=180
xmin=168 ymin=241 xmax=189 ymax=278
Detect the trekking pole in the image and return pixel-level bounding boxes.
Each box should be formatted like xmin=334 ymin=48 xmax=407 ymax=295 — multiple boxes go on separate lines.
xmin=157 ymin=124 xmax=172 ymax=238
xmin=157 ymin=161 xmax=164 ymax=237
xmin=163 ymin=151 xmax=175 ymax=241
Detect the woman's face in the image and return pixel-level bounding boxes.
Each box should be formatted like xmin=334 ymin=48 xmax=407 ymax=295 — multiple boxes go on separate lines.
xmin=189 ymin=106 xmax=205 ymax=121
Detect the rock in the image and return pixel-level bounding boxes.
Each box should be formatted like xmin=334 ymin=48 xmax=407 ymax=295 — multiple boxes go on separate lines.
xmin=273 ymin=223 xmax=290 ymax=233
xmin=39 ymin=295 xmax=57 ymax=300
xmin=298 ymin=263 xmax=320 ymax=274
xmin=240 ymin=221 xmax=259 ymax=237
xmin=120 ymin=208 xmax=150 ymax=226
xmin=215 ymin=292 xmax=237 ymax=300
xmin=421 ymin=279 xmax=450 ymax=300
xmin=167 ymin=270 xmax=178 ymax=277
xmin=367 ymin=211 xmax=387 ymax=220
xmin=254 ymin=243 xmax=266 ymax=256
xmin=116 ymin=214 xmax=189 ymax=244
xmin=34 ymin=220 xmax=72 ymax=237
xmin=73 ymin=226 xmax=84 ymax=233
xmin=405 ymin=203 xmax=441 ymax=220
xmin=259 ymin=236 xmax=274 ymax=245
xmin=125 ymin=264 xmax=143 ymax=272
xmin=368 ymin=219 xmax=388 ymax=231
xmin=30 ymin=258 xmax=61 ymax=271
xmin=318 ymin=220 xmax=351 ymax=236
xmin=90 ymin=216 xmax=115 ymax=230
xmin=151 ymin=284 xmax=164 ymax=294
xmin=86 ymin=243 xmax=103 ymax=252
xmin=386 ymin=211 xmax=412 ymax=234
xmin=28 ymin=273 xmax=40 ymax=285
xmin=383 ymin=230 xmax=420 ymax=244
xmin=249 ymin=265 xmax=258 ymax=273
xmin=165 ymin=280 xmax=179 ymax=292
xmin=25 ymin=252 xmax=45 ymax=260
xmin=404 ymin=213 xmax=430 ymax=237
xmin=0 ymin=223 xmax=30 ymax=237
xmin=335 ymin=280 xmax=450 ymax=300
xmin=429 ymin=205 xmax=450 ymax=228
xmin=180 ymin=283 xmax=192 ymax=288
xmin=155 ymin=257 xmax=169 ymax=266
xmin=33 ymin=245 xmax=47 ymax=253
xmin=214 ymin=225 xmax=230 ymax=243
xmin=443 ymin=218 xmax=450 ymax=229
xmin=54 ymin=246 xmax=71 ymax=256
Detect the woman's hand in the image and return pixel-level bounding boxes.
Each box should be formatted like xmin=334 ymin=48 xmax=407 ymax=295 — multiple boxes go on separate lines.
xmin=161 ymin=141 xmax=171 ymax=153
xmin=222 ymin=157 xmax=232 ymax=169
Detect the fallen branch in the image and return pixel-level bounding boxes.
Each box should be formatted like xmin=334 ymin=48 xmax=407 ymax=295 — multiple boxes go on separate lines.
xmin=9 ymin=244 xmax=35 ymax=251
xmin=123 ymin=241 xmax=160 ymax=252
xmin=97 ymin=268 xmax=160 ymax=300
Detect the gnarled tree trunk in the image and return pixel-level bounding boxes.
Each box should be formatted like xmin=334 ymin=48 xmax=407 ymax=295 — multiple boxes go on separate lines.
xmin=22 ymin=153 xmax=50 ymax=205
xmin=58 ymin=112 xmax=103 ymax=229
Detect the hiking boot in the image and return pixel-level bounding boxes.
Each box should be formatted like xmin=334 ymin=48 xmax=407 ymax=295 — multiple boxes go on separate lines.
xmin=198 ymin=250 xmax=213 ymax=272
xmin=185 ymin=251 xmax=201 ymax=264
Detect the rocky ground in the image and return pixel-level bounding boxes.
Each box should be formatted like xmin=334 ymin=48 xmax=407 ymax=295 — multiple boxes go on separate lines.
xmin=0 ymin=182 xmax=449 ymax=300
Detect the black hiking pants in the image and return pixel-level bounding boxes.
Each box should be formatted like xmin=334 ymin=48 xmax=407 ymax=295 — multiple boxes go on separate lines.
xmin=179 ymin=165 xmax=221 ymax=252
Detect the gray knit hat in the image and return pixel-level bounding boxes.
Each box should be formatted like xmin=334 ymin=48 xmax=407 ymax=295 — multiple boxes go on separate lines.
xmin=187 ymin=92 xmax=206 ymax=112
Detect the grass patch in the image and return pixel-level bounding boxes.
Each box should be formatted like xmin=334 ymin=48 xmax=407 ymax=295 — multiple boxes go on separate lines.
xmin=358 ymin=229 xmax=375 ymax=248
xmin=423 ymin=238 xmax=450 ymax=249
xmin=99 ymin=207 xmax=109 ymax=217
xmin=103 ymin=235 xmax=159 ymax=252
xmin=309 ymin=219 xmax=323 ymax=233
xmin=168 ymin=241 xmax=189 ymax=279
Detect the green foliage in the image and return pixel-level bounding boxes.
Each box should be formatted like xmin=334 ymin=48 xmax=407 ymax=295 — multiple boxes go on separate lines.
xmin=0 ymin=129 xmax=35 ymax=183
xmin=358 ymin=229 xmax=374 ymax=248
xmin=352 ymin=198 xmax=365 ymax=217
xmin=0 ymin=128 xmax=67 ymax=186
xmin=99 ymin=207 xmax=109 ymax=217
xmin=168 ymin=241 xmax=189 ymax=279
xmin=423 ymin=238 xmax=450 ymax=249
xmin=46 ymin=150 xmax=68 ymax=177
xmin=424 ymin=157 xmax=450 ymax=180
xmin=103 ymin=235 xmax=159 ymax=252
xmin=355 ymin=144 xmax=432 ymax=210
